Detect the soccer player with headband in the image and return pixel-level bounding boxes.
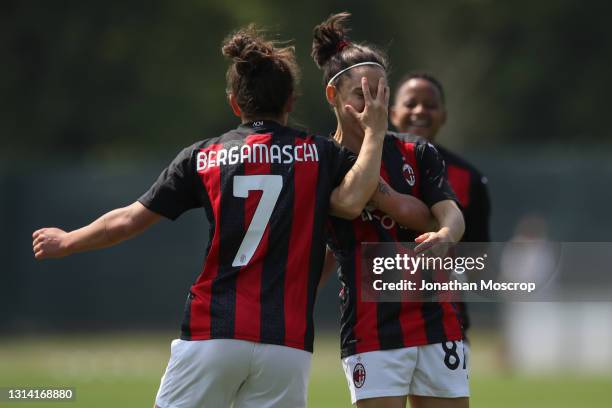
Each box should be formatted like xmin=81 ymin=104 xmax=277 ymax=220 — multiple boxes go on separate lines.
xmin=313 ymin=12 xmax=469 ymax=408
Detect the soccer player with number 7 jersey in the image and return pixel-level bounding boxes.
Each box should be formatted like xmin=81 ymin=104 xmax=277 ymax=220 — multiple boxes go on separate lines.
xmin=32 ymin=25 xmax=391 ymax=408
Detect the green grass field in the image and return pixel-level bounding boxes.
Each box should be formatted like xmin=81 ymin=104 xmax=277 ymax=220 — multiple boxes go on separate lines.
xmin=0 ymin=331 xmax=610 ymax=407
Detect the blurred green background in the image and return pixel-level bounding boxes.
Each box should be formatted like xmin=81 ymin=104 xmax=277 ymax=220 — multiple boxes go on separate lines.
xmin=2 ymin=0 xmax=612 ymax=158
xmin=1 ymin=332 xmax=610 ymax=407
xmin=2 ymin=0 xmax=612 ymax=406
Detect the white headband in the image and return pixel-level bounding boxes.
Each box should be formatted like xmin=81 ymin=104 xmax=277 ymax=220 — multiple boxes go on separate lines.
xmin=326 ymin=62 xmax=385 ymax=87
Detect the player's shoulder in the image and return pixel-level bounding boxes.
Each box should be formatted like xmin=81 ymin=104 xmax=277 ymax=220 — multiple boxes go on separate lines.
xmin=387 ymin=132 xmax=444 ymax=162
xmin=184 ymin=123 xmax=340 ymax=154
xmin=274 ymin=125 xmax=344 ymax=156
xmin=435 ymin=145 xmax=485 ymax=178
xmin=168 ymin=131 xmax=239 ymax=163
xmin=312 ymin=133 xmax=341 ymax=149
xmin=386 ymin=132 xmax=436 ymax=153
xmin=297 ymin=129 xmax=347 ymax=153
xmin=182 ymin=125 xmax=256 ymax=151
xmin=385 ymin=131 xmax=427 ymax=144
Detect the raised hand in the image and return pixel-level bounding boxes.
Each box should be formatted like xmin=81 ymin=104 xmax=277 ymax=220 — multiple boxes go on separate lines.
xmin=345 ymin=76 xmax=390 ymax=139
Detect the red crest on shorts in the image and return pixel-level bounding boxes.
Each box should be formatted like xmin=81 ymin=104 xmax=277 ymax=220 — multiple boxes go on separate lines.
xmin=353 ymin=363 xmax=366 ymax=388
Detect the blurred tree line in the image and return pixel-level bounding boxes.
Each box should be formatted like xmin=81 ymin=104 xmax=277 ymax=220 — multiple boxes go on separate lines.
xmin=2 ymin=0 xmax=611 ymax=161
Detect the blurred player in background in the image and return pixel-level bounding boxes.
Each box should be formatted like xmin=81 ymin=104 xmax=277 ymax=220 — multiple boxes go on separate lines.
xmin=32 ymin=25 xmax=389 ymax=408
xmin=391 ymin=73 xmax=491 ymax=342
xmin=313 ymin=12 xmax=468 ymax=408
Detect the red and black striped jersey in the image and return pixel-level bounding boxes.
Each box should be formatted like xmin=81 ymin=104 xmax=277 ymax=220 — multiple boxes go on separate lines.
xmin=436 ymin=145 xmax=490 ymax=243
xmin=435 ymin=144 xmax=491 ymax=333
xmin=327 ymin=132 xmax=463 ymax=358
xmin=139 ymin=120 xmax=355 ymax=352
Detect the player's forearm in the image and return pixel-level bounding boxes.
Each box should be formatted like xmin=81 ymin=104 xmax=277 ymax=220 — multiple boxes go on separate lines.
xmin=65 ymin=202 xmax=159 ymax=254
xmin=393 ymin=200 xmax=436 ymax=232
xmin=431 ymin=200 xmax=465 ymax=243
xmin=331 ymin=130 xmax=383 ymax=218
xmin=64 ymin=209 xmax=129 ymax=254
xmin=370 ymin=180 xmax=434 ymax=232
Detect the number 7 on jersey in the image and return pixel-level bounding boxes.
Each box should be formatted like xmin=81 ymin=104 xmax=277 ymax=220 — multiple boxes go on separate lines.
xmin=232 ymin=175 xmax=283 ymax=267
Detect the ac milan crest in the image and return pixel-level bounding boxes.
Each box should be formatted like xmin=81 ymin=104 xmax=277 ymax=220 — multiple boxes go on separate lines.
xmin=353 ymin=363 xmax=366 ymax=388
xmin=402 ymin=163 xmax=416 ymax=186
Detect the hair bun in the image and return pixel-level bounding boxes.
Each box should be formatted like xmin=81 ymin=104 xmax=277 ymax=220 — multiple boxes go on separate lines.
xmin=222 ymin=25 xmax=273 ymax=75
xmin=221 ymin=24 xmax=299 ymax=118
xmin=311 ymin=12 xmax=351 ymax=68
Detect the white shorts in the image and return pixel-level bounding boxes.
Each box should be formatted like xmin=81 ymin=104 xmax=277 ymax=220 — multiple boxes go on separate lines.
xmin=342 ymin=341 xmax=470 ymax=404
xmin=155 ymin=339 xmax=312 ymax=408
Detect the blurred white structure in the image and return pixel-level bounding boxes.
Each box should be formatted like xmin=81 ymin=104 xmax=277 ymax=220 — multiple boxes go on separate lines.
xmin=502 ymin=215 xmax=612 ymax=374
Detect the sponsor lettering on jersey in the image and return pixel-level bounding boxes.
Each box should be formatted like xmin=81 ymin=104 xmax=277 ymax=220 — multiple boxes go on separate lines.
xmin=196 ymin=143 xmax=319 ymax=171
xmin=361 ymin=208 xmax=414 ymax=231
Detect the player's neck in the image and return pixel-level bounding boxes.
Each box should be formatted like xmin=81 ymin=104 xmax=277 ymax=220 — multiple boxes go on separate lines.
xmin=241 ymin=112 xmax=288 ymax=126
xmin=333 ymin=124 xmax=364 ymax=153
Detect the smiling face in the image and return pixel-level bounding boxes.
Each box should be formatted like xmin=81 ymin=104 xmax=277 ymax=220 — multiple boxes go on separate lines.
xmin=390 ymin=78 xmax=446 ymax=142
xmin=328 ymin=65 xmax=387 ymax=136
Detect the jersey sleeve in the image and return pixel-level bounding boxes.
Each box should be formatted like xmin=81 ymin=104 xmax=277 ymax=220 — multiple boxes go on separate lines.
xmin=415 ymin=142 xmax=458 ymax=208
xmin=463 ymin=172 xmax=491 ymax=242
xmin=328 ymin=141 xmax=357 ymax=187
xmin=138 ymin=146 xmax=200 ymax=220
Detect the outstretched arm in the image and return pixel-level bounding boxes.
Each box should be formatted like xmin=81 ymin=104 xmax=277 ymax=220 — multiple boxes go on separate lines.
xmin=33 ymin=201 xmax=160 ymax=259
xmin=368 ymin=179 xmax=436 ymax=232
